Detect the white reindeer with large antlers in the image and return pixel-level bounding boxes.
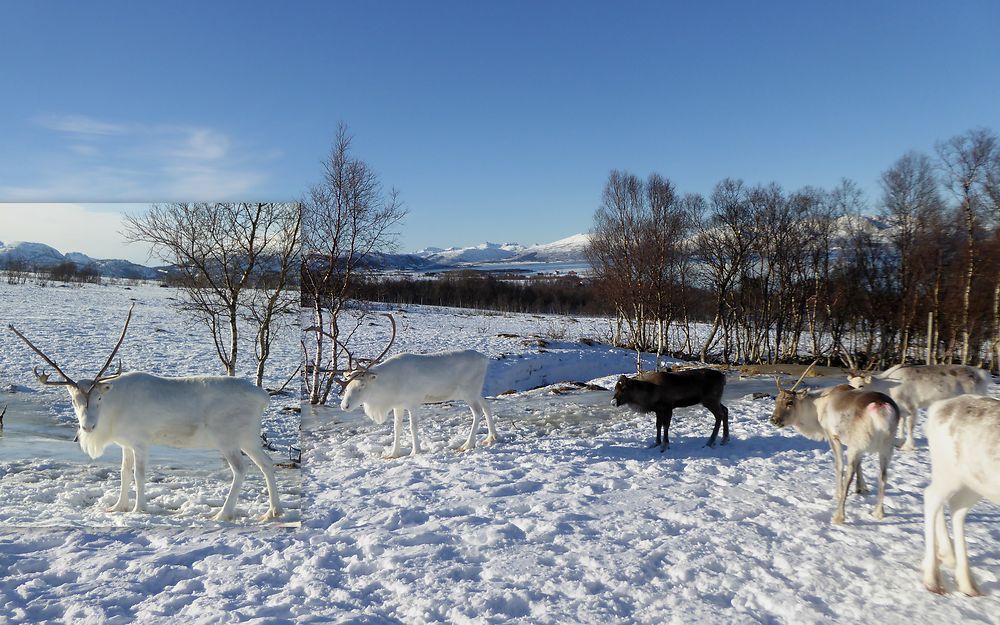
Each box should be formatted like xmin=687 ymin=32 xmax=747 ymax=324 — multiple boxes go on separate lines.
xmin=9 ymin=304 xmax=283 ymax=522
xmin=771 ymin=363 xmax=901 ymax=524
xmin=336 ymin=314 xmax=498 ymax=458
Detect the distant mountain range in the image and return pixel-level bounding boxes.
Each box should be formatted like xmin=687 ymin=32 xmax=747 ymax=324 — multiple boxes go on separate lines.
xmin=414 ymin=234 xmax=591 ymax=264
xmin=0 ymin=241 xmax=164 ymax=280
xmin=0 ymin=233 xmax=593 ymax=280
xmin=356 ymin=234 xmax=593 ymax=273
xmin=4 ymin=219 xmax=888 ymax=280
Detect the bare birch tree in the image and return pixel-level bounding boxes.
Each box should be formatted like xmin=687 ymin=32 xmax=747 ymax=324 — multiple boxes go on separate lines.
xmin=936 ymin=128 xmax=999 ymax=364
xmin=124 ymin=202 xmax=299 ymax=381
xmin=302 ymin=124 xmax=406 ymax=405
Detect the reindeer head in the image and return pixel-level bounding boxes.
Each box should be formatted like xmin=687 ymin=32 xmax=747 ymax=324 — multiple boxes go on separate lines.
xmin=846 ymin=360 xmax=878 ymax=388
xmin=339 ymin=370 xmax=374 ymax=412
xmin=770 ymin=360 xmax=817 ymax=428
xmin=334 ymin=313 xmax=396 ymax=413
xmin=9 ymin=303 xmax=133 ymax=433
xmin=611 ymin=375 xmax=636 ymax=407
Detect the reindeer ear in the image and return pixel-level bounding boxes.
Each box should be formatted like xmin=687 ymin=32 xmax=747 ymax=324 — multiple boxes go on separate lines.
xmin=795 ymin=388 xmax=809 ymax=398
xmin=617 ymin=375 xmax=628 ymax=383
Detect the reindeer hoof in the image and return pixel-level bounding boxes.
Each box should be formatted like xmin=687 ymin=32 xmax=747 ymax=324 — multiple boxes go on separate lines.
xmin=720 ymin=437 xmax=730 ymax=446
xmin=481 ymin=435 xmax=498 ymax=447
xmin=871 ymin=508 xmax=884 ymax=520
xmin=960 ymin=585 xmax=983 ymax=597
xmin=925 ymin=583 xmax=946 ymax=595
xmin=705 ymin=441 xmax=716 ymax=448
xmin=831 ymin=513 xmax=845 ymax=525
xmin=897 ymin=441 xmax=916 ymax=452
xmin=382 ymin=449 xmax=403 ymax=459
xmin=107 ymin=503 xmax=130 ymax=513
xmin=259 ymin=507 xmax=283 ymax=522
xmin=212 ymin=510 xmax=236 ymax=522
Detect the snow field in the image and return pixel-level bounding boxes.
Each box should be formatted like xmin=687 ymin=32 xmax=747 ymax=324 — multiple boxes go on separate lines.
xmin=0 ymin=296 xmax=997 ymax=623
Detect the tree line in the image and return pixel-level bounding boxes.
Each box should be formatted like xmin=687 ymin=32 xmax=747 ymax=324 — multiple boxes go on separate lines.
xmin=351 ymin=271 xmax=603 ymax=316
xmin=588 ymin=127 xmax=1000 ymax=371
xmin=2 ymin=259 xmax=101 ymax=285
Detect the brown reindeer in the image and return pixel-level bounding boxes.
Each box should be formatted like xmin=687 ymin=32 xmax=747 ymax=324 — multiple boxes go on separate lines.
xmin=772 ymin=364 xmax=900 ymax=524
xmin=612 ymin=369 xmax=729 ymax=451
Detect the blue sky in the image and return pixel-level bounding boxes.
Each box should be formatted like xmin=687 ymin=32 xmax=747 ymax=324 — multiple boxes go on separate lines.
xmin=1 ymin=1 xmax=998 ymax=254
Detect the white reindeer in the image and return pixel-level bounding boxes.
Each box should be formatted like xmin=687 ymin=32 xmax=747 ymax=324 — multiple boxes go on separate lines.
xmin=771 ymin=364 xmax=900 ymax=524
xmin=922 ymin=394 xmax=1000 ymax=596
xmin=848 ymin=364 xmax=990 ymax=451
xmin=9 ymin=304 xmax=282 ymax=522
xmin=335 ymin=317 xmax=497 ymax=457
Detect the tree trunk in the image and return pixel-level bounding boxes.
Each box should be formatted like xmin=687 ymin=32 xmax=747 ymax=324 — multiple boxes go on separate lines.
xmin=227 ymin=304 xmax=239 ymax=376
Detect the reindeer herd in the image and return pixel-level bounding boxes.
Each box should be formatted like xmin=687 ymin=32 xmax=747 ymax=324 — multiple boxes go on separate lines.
xmin=5 ymin=307 xmax=999 ymax=596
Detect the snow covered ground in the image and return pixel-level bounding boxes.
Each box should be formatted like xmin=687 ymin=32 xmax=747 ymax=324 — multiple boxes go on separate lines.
xmin=1 ymin=297 xmax=998 ymax=623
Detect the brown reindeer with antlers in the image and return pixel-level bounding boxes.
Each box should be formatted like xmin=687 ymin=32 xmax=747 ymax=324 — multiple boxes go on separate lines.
xmin=771 ymin=362 xmax=901 ymax=524
xmin=9 ymin=304 xmax=282 ymax=522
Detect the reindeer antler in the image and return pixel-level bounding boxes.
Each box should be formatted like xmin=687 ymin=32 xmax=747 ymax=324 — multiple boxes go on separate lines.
xmin=8 ymin=324 xmax=77 ymax=386
xmin=331 ymin=313 xmax=397 ymax=390
xmin=354 ymin=313 xmax=397 ymax=371
xmin=789 ymin=359 xmax=820 ymax=392
xmin=94 ymin=303 xmax=134 ymax=382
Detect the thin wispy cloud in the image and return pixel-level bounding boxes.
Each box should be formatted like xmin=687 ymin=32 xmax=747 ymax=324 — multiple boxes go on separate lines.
xmin=35 ymin=114 xmax=129 ymax=136
xmin=2 ymin=114 xmax=275 ymax=201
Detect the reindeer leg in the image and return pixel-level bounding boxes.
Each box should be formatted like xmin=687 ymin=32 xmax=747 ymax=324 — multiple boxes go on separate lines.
xmin=854 ymin=455 xmax=869 ymax=495
xmin=244 ymin=446 xmax=283 ymax=521
xmin=704 ymin=402 xmax=723 ymax=448
xmin=408 ymin=409 xmax=423 ymax=456
xmin=214 ymin=450 xmax=247 ymax=522
xmin=720 ymin=402 xmax=729 ymax=445
xmin=838 ymin=447 xmax=860 ymax=523
xmin=829 ymin=437 xmax=846 ymax=525
xmin=899 ymin=404 xmax=917 ymax=452
xmin=384 ymin=408 xmax=405 ymax=459
xmin=660 ymin=408 xmax=673 ymax=452
xmin=650 ymin=411 xmax=663 ymax=449
xmin=478 ymin=398 xmax=499 ymax=446
xmin=922 ymin=481 xmax=952 ymax=593
xmin=950 ymin=487 xmax=983 ymax=596
xmin=871 ymin=447 xmax=889 ymax=519
xmin=459 ymin=402 xmax=481 ymax=452
xmin=131 ymin=446 xmax=149 ymax=514
xmin=108 ymin=447 xmax=134 ymax=512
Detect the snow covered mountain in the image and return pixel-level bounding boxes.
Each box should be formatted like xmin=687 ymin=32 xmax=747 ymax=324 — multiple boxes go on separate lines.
xmin=506 ymin=233 xmax=591 ymax=263
xmin=415 ymin=241 xmax=527 ymax=265
xmin=0 ymin=241 xmax=66 ymax=267
xmin=410 ymin=234 xmax=590 ymax=267
xmin=0 ymin=240 xmax=162 ymax=279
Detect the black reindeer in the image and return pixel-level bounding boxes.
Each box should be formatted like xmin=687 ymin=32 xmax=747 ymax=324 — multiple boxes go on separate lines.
xmin=612 ymin=369 xmax=729 ymax=451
